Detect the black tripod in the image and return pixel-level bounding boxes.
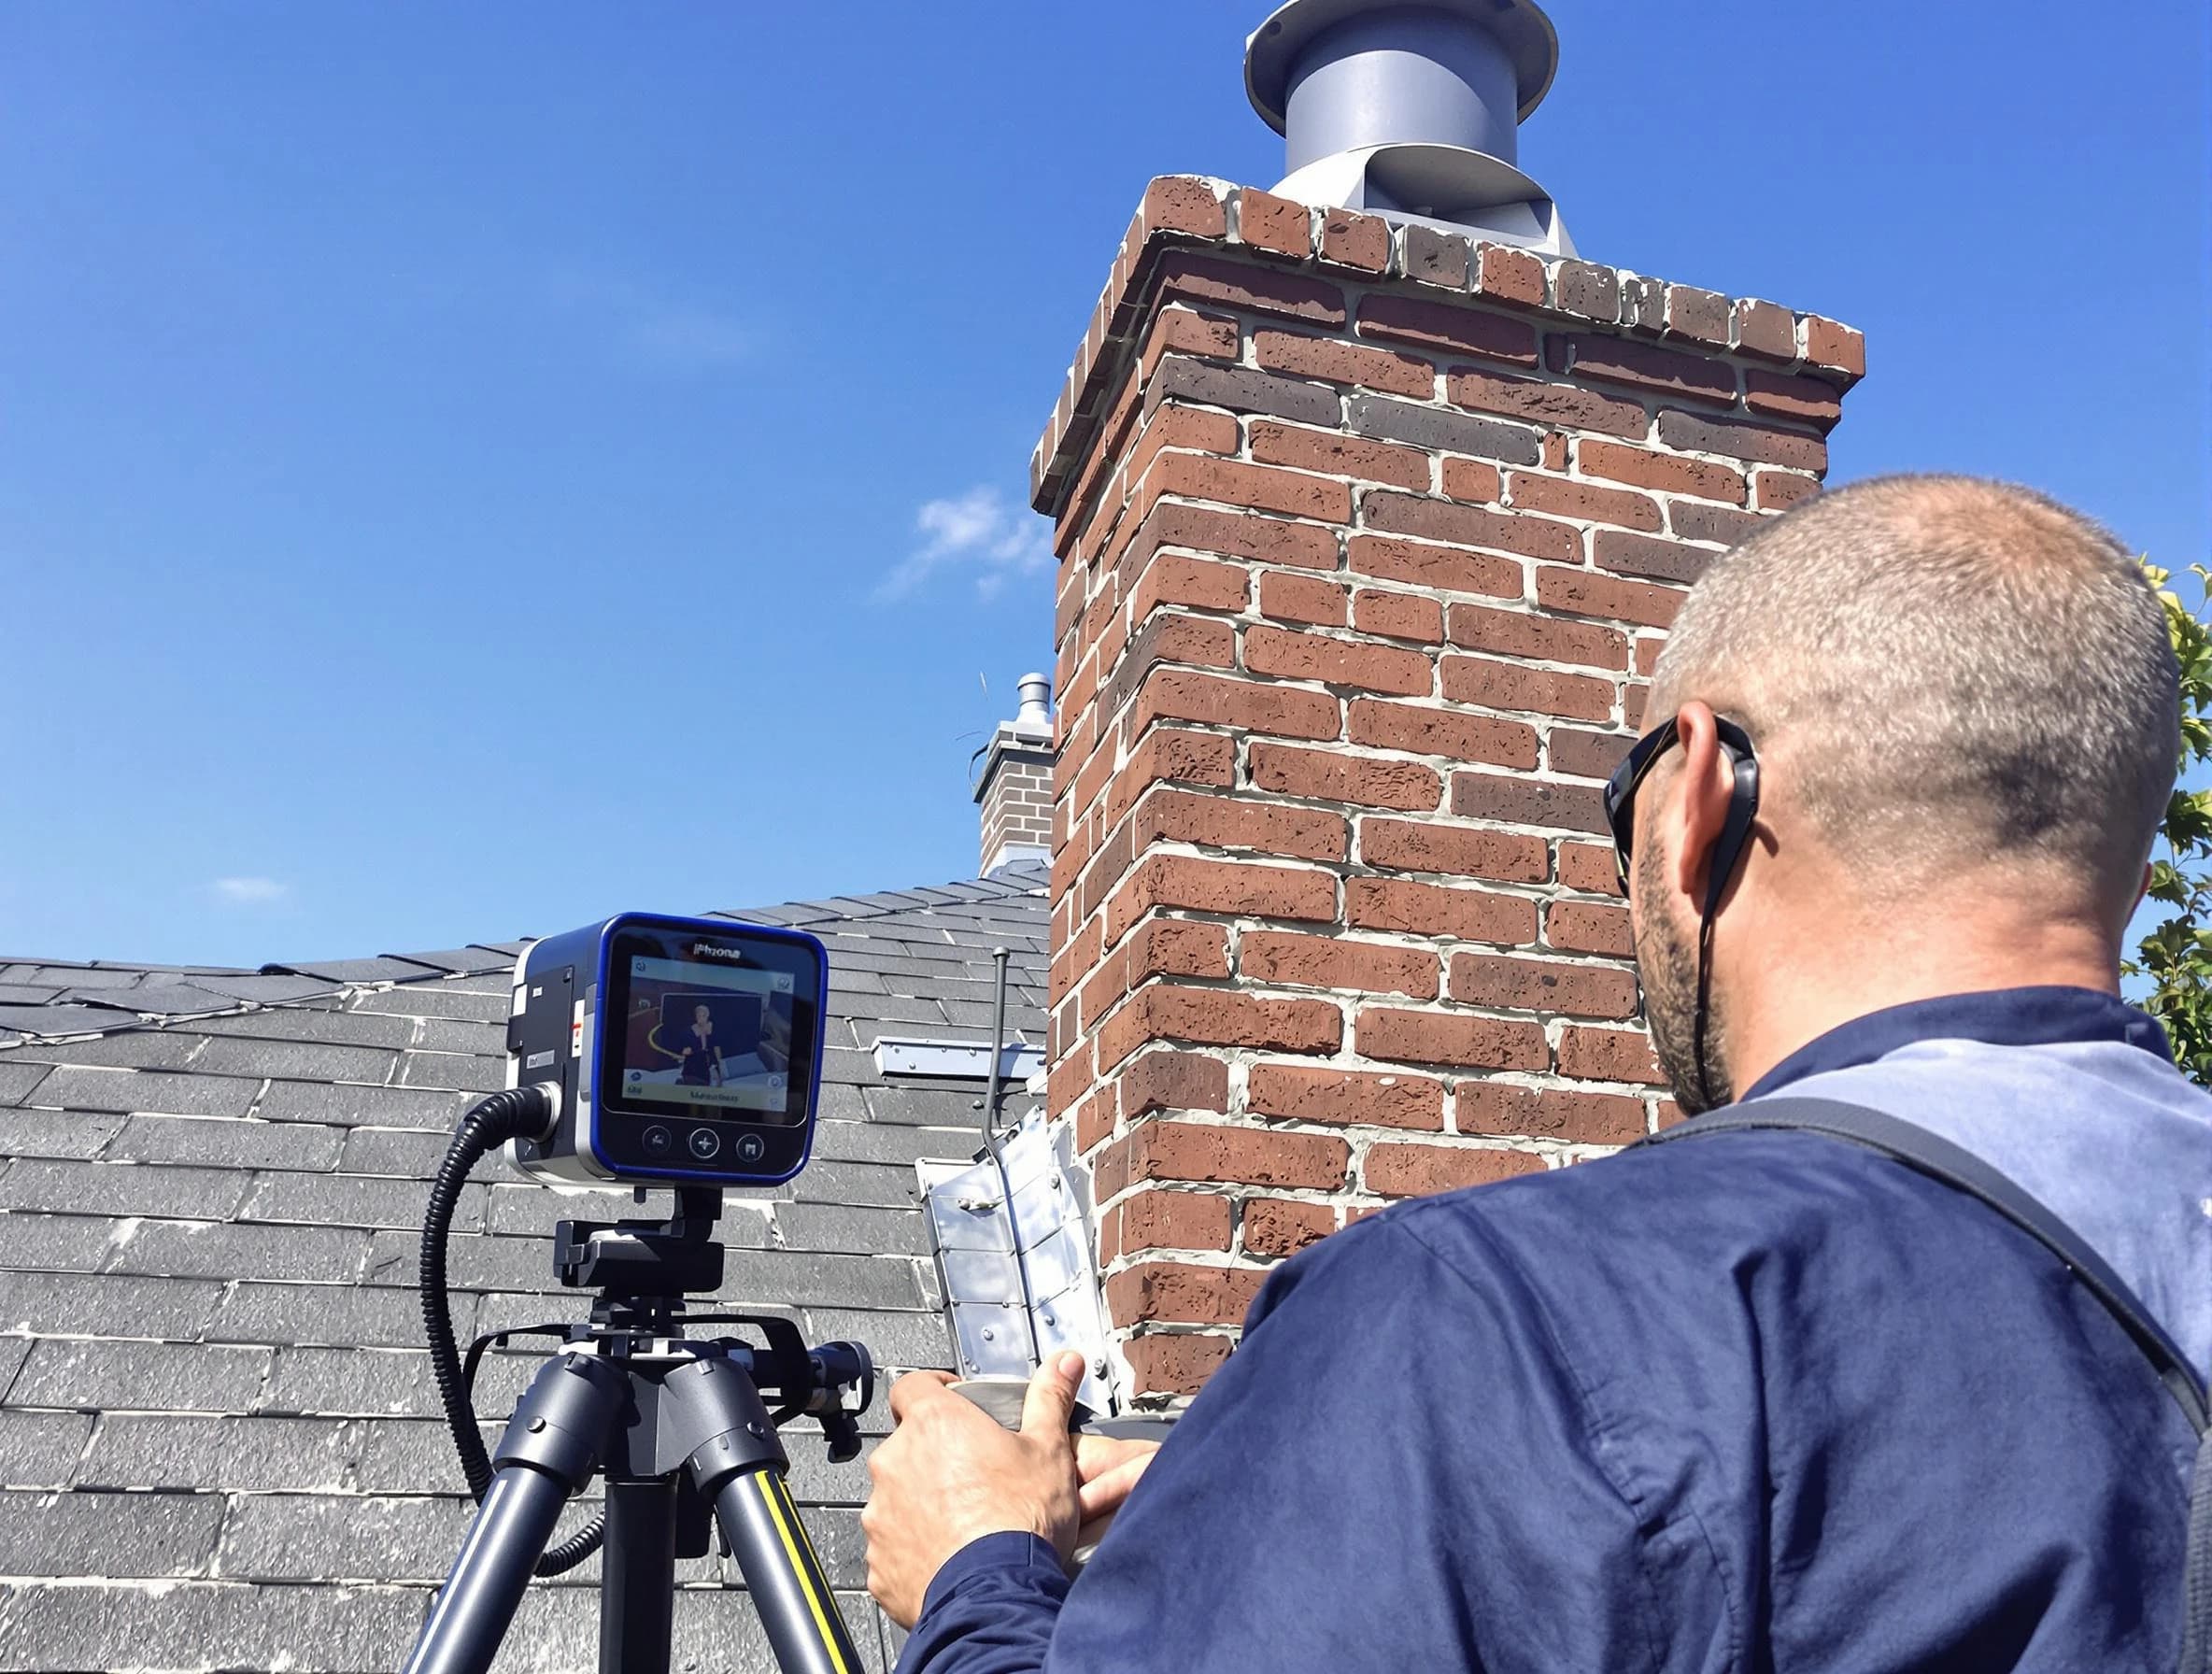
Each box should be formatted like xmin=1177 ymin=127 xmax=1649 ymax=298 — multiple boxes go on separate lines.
xmin=404 ymin=1186 xmax=875 ymax=1674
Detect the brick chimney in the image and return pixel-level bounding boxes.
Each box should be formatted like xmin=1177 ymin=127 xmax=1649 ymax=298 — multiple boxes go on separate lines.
xmin=976 ymin=673 xmax=1056 ymax=877
xmin=1031 ymin=177 xmax=1864 ymax=1401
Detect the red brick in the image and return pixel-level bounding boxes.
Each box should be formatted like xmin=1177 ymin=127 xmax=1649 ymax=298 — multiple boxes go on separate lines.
xmin=1356 ymin=292 xmax=1538 ymax=367
xmin=1591 ymin=530 xmax=1709 ymax=586
xmin=1139 ymin=305 xmax=1240 ymax=388
xmin=1447 ymin=604 xmax=1629 ymax=672
xmin=1147 ymin=452 xmax=1352 ymax=524
xmin=1540 ymin=433 xmax=1568 ymax=471
xmin=1548 ymin=727 xmax=1632 ymax=780
xmin=1133 ymin=786 xmax=1350 ymax=864
xmin=1252 ymin=330 xmax=1435 ymax=399
xmin=1440 ymin=655 xmax=1616 ymax=722
xmin=1662 ymin=284 xmax=1730 ymax=347
xmin=1125 ymin=404 xmax=1241 ymax=487
xmin=1117 ymin=1188 xmax=1232 ymax=1255
xmin=1802 ymin=315 xmax=1865 ymax=380
xmin=1353 ymin=589 xmax=1444 ymax=644
xmin=1109 ymin=727 xmax=1236 ymax=821
xmin=1476 ymin=245 xmax=1547 ymax=307
xmin=1114 ymin=1119 xmax=1350 ymax=1191
xmin=1123 ymin=1332 xmax=1233 ymax=1396
xmin=1130 ymin=552 xmax=1250 ymax=619
xmin=1120 ymin=1049 xmax=1231 ymax=1120
xmin=1319 ymin=206 xmax=1391 ymax=272
xmin=1362 ymin=491 xmax=1581 ymax=563
xmin=1553 ymin=333 xmax=1737 ymax=404
xmin=1348 ymin=698 xmax=1538 ymax=770
xmin=1440 ymin=456 xmax=1504 ymax=504
xmin=1446 ymin=368 xmax=1646 ymax=436
xmin=1100 ymin=983 xmax=1342 ymax=1067
xmin=1451 ymin=772 xmax=1608 ymax=834
xmin=1753 ymin=469 xmax=1820 ymax=512
xmin=1634 ymin=638 xmax=1665 ymax=676
xmin=1553 ymin=259 xmax=1620 ymax=324
xmin=1365 ymin=1141 xmax=1544 ymax=1198
xmin=1450 ymin=953 xmax=1638 ymax=1018
xmin=1257 ymin=571 xmax=1348 ymax=628
xmin=1097 ymin=612 xmax=1238 ymax=724
xmin=1547 ymin=900 xmax=1633 ymax=957
xmin=1248 ymin=1062 xmax=1445 ymax=1130
xmin=1402 ymin=223 xmax=1471 ymax=288
xmin=1349 ymin=534 xmax=1523 ymax=601
xmin=1245 ymin=625 xmax=1434 ymax=696
xmin=1345 ymin=877 xmax=1538 ymax=945
xmin=1250 ymin=421 xmax=1430 ymax=490
xmin=1670 ymin=501 xmax=1765 ymax=547
xmin=1240 ymin=931 xmax=1440 ymax=1000
xmin=1360 ymin=818 xmax=1549 ymax=884
xmin=1126 ymin=501 xmax=1342 ymax=573
xmin=1558 ymin=1026 xmax=1665 ymax=1085
xmin=1456 ymin=1082 xmax=1647 ymax=1145
xmin=1577 ymin=437 xmax=1747 ymax=504
xmin=1734 ymin=298 xmax=1798 ymax=362
xmin=1249 ymin=743 xmax=1444 ymax=813
xmin=1506 ymin=472 xmax=1663 ymax=532
xmin=1110 ymin=855 xmax=1338 ymax=936
xmin=1536 ymin=565 xmax=1683 ymax=630
xmin=1155 ymin=249 xmax=1345 ymax=326
xmin=1655 ymin=409 xmax=1828 ymax=475
xmin=1238 ymin=189 xmax=1312 ymax=257
xmin=1127 ymin=918 xmax=1233 ymax=983
xmin=1745 ymin=368 xmax=1843 ymax=430
xmin=1356 ymin=1006 xmax=1548 ymax=1071
xmin=1557 ymin=841 xmax=1624 ymax=897
xmin=1143 ymin=176 xmax=1228 ymax=238
xmin=1131 ymin=669 xmax=1341 ymax=743
xmin=1242 ymin=1199 xmax=1338 ymax=1258
xmin=1106 ymin=1261 xmax=1265 ymax=1327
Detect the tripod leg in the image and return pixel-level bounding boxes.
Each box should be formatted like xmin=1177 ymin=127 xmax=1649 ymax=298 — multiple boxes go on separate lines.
xmin=599 ymin=1478 xmax=677 ymax=1674
xmin=660 ymin=1355 xmax=864 ymax=1674
xmin=404 ymin=1354 xmax=629 ymax=1674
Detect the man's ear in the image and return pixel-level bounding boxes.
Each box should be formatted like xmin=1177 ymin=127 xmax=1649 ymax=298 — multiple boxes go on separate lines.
xmin=1665 ymin=702 xmax=1737 ymax=908
xmin=2137 ymin=859 xmax=2154 ymax=912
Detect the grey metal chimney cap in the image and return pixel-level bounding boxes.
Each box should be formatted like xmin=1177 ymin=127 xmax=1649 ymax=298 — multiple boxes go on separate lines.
xmin=1244 ymin=0 xmax=1561 ymax=132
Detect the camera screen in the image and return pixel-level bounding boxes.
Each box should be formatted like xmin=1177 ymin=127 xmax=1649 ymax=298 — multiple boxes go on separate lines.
xmin=614 ymin=953 xmax=800 ymax=1120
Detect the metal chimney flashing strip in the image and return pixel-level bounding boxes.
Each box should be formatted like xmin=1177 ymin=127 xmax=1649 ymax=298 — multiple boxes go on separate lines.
xmin=874 ymin=1035 xmax=1044 ymax=1082
xmin=1245 ymin=0 xmax=1561 ymax=132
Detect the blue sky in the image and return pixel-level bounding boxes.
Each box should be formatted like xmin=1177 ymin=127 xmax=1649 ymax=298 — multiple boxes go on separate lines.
xmin=2 ymin=1 xmax=2206 ymax=967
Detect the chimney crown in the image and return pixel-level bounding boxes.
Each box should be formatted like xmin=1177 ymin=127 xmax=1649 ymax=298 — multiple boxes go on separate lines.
xmin=975 ymin=674 xmax=1056 ymax=878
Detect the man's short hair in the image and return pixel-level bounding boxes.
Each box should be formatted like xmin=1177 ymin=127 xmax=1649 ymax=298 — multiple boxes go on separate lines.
xmin=1647 ymin=474 xmax=2179 ymax=907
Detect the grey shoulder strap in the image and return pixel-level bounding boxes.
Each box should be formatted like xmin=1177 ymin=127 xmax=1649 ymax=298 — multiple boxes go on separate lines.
xmin=1647 ymin=1097 xmax=2212 ymax=1673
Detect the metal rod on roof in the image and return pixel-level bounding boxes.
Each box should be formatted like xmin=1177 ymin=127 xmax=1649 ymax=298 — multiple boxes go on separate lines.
xmin=982 ymin=945 xmax=1043 ymax=1366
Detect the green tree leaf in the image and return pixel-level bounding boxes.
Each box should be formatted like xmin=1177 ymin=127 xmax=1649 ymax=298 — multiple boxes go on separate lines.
xmin=2129 ymin=560 xmax=2212 ymax=1083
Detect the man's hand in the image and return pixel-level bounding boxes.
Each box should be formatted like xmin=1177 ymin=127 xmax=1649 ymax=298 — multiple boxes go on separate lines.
xmin=1073 ymin=1434 xmax=1160 ymax=1552
xmin=862 ymin=1354 xmax=1087 ymax=1629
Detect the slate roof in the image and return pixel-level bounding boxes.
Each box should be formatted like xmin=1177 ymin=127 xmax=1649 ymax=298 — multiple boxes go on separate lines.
xmin=0 ymin=863 xmax=1049 ymax=1674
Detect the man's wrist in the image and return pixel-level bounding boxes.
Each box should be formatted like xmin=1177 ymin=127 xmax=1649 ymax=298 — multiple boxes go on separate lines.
xmin=917 ymin=1531 xmax=1068 ymax=1624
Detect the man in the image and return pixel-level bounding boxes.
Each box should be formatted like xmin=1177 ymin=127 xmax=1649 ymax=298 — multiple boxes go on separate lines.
xmin=863 ymin=476 xmax=2212 ymax=1670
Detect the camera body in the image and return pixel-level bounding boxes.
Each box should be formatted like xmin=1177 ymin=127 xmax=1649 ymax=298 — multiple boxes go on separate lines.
xmin=504 ymin=912 xmax=829 ymax=1188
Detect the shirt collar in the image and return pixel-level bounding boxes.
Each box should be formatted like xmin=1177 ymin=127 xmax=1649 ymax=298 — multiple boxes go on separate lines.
xmin=1743 ymin=986 xmax=2174 ymax=1102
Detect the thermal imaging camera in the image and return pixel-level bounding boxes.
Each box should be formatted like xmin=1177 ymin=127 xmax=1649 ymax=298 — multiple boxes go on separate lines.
xmin=504 ymin=913 xmax=829 ymax=1187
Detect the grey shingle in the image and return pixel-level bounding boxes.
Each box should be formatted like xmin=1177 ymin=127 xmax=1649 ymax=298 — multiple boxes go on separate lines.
xmin=413 ymin=1016 xmax=507 ymax=1055
xmin=80 ymin=1414 xmax=358 ymax=1492
xmin=106 ymin=1220 xmax=371 ymax=1285
xmin=0 ymin=1030 xmax=206 ymax=1070
xmin=218 ymin=1493 xmax=472 ymax=1582
xmin=802 ymin=1307 xmax=956 ymax=1372
xmin=718 ymin=1250 xmax=926 ymax=1312
xmin=0 ymin=1489 xmax=227 ymax=1577
xmin=0 ymin=1337 xmax=25 ymax=1400
xmin=0 ymin=1270 xmax=223 ymax=1340
xmin=212 ymin=1282 xmax=461 ymax=1350
xmin=262 ymin=1347 xmax=436 ymax=1419
xmin=338 ymin=1127 xmax=464 ymax=1177
xmin=0 ymin=1213 xmax=115 ymax=1272
xmin=189 ymin=1006 xmax=417 ymax=1047
xmin=190 ymin=1035 xmax=401 ymax=1084
xmin=774 ymin=1202 xmax=932 ymax=1257
xmin=396 ymin=1051 xmax=505 ymax=1093
xmin=108 ymin=1114 xmax=345 ymax=1170
xmin=352 ymin=985 xmax=509 ymax=1022
xmin=0 ymin=1063 xmax=52 ymax=1105
xmin=266 ymin=957 xmax=445 ymax=984
xmin=245 ymin=1171 xmax=483 ymax=1233
xmin=0 ymin=1578 xmax=426 ymax=1673
xmin=0 ymin=1158 xmax=252 ymax=1221
xmin=10 ymin=1340 xmax=273 ymax=1413
xmin=20 ymin=1066 xmax=262 ymax=1118
xmin=58 ymin=983 xmax=235 ymax=1016
xmin=0 ymin=1410 xmax=92 ymax=1488
xmin=256 ymin=1080 xmax=469 ymax=1129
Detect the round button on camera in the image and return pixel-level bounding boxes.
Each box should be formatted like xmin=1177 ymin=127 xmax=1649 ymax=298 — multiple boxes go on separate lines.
xmin=642 ymin=1126 xmax=674 ymax=1156
xmin=688 ymin=1128 xmax=721 ymax=1161
xmin=736 ymin=1133 xmax=766 ymax=1164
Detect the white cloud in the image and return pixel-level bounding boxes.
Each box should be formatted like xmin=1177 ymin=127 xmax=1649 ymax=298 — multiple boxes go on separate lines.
xmin=877 ymin=488 xmax=1053 ymax=603
xmin=210 ymin=876 xmax=291 ymax=906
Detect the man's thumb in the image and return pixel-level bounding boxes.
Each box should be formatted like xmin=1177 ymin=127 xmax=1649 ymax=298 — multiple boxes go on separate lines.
xmin=1019 ymin=1351 xmax=1085 ymax=1437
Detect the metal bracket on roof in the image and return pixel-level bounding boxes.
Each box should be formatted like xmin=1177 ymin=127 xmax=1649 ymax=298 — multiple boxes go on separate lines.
xmin=876 ymin=1037 xmax=1043 ymax=1082
xmin=917 ymin=1103 xmax=1111 ymax=1415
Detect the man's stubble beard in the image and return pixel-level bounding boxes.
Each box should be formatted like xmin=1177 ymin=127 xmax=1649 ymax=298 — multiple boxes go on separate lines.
xmin=1632 ymin=840 xmax=1736 ymax=1114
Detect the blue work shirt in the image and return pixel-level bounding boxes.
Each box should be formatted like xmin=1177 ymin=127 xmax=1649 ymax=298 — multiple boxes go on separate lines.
xmin=898 ymin=987 xmax=2212 ymax=1673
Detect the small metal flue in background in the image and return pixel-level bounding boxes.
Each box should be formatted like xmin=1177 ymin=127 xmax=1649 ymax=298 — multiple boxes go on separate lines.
xmin=1244 ymin=0 xmax=1574 ymax=255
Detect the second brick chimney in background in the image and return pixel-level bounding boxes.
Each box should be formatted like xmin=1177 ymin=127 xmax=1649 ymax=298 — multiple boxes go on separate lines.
xmin=1031 ymin=177 xmax=1865 ymax=1401
xmin=975 ymin=673 xmax=1056 ymax=877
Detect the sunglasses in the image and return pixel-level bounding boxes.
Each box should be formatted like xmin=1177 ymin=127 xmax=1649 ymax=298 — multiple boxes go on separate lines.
xmin=1603 ymin=714 xmax=1760 ymax=896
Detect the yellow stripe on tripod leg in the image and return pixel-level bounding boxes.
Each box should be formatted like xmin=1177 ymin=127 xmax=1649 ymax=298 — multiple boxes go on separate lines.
xmin=751 ymin=1471 xmax=853 ymax=1674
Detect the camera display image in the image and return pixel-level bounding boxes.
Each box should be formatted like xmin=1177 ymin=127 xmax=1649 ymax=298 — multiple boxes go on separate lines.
xmin=617 ymin=956 xmax=797 ymax=1120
